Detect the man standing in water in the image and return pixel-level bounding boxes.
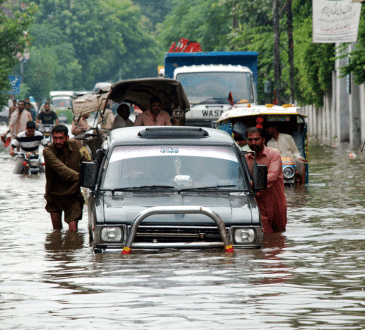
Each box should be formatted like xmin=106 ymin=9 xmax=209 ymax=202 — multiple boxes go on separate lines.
xmin=245 ymin=127 xmax=287 ymax=233
xmin=43 ymin=125 xmax=91 ymax=231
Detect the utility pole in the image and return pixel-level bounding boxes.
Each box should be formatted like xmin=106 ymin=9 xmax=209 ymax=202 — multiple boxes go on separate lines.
xmin=287 ymin=0 xmax=295 ymax=104
xmin=273 ymin=0 xmax=281 ymax=104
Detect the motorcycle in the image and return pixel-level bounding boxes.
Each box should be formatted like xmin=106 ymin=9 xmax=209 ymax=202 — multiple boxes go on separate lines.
xmin=38 ymin=124 xmax=54 ymax=144
xmin=14 ymin=152 xmax=44 ymax=175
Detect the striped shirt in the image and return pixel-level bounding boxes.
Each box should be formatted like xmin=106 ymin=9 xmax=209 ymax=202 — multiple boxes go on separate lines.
xmin=11 ymin=130 xmax=48 ymax=152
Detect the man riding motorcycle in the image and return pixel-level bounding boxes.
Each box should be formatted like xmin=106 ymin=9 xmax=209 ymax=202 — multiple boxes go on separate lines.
xmin=9 ymin=121 xmax=48 ymax=174
xmin=36 ymin=103 xmax=59 ymax=127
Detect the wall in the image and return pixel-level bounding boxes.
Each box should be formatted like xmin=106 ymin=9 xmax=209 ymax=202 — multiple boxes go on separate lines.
xmin=301 ymin=43 xmax=365 ymax=151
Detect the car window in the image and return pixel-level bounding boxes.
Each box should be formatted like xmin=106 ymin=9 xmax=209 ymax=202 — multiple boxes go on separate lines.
xmin=101 ymin=145 xmax=247 ymax=190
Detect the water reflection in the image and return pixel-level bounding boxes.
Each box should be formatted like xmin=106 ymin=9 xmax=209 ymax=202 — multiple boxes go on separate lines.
xmin=45 ymin=231 xmax=84 ymax=258
xmin=2 ymin=138 xmax=365 ymax=329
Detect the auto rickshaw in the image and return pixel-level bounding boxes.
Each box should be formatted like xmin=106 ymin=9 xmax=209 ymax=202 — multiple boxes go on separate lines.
xmin=216 ymin=103 xmax=309 ymax=184
xmin=72 ymin=78 xmax=190 ymax=158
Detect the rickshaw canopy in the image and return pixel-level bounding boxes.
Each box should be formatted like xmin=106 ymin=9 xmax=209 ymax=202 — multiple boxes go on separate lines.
xmin=107 ymin=78 xmax=190 ymax=115
xmin=217 ymin=104 xmax=307 ymax=123
xmin=72 ymin=78 xmax=190 ymax=117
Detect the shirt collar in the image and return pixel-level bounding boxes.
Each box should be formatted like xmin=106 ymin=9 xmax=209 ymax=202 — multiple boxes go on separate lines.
xmin=246 ymin=145 xmax=268 ymax=159
xmin=53 ymin=140 xmax=72 ymax=156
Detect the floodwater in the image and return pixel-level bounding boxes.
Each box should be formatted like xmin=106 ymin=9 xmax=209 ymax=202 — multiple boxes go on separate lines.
xmin=1 ymin=126 xmax=365 ymax=329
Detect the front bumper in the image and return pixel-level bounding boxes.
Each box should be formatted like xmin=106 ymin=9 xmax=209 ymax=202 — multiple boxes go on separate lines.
xmin=91 ymin=206 xmax=263 ymax=253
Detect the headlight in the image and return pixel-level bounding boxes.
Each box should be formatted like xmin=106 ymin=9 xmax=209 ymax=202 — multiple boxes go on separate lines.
xmin=29 ymin=160 xmax=39 ymax=167
xmin=234 ymin=228 xmax=255 ymax=244
xmin=282 ymin=165 xmax=295 ymax=179
xmin=101 ymin=227 xmax=123 ymax=242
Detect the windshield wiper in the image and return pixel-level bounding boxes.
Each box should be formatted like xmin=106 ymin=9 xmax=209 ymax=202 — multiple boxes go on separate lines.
xmin=111 ymin=185 xmax=176 ymax=192
xmin=179 ymin=185 xmax=238 ymax=192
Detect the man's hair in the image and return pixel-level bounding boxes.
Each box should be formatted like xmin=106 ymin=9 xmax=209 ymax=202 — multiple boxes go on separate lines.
xmin=26 ymin=121 xmax=36 ymax=129
xmin=52 ymin=124 xmax=68 ymax=136
xmin=116 ymin=103 xmax=130 ymax=115
xmin=247 ymin=126 xmax=263 ymax=137
xmin=24 ymin=102 xmax=31 ymax=106
xmin=18 ymin=100 xmax=25 ymax=105
xmin=150 ymin=95 xmax=161 ymax=105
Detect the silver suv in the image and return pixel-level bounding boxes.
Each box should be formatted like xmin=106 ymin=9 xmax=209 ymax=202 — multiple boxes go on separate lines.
xmin=80 ymin=126 xmax=267 ymax=254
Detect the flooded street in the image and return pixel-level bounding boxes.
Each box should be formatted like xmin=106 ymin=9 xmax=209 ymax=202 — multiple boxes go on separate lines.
xmin=1 ymin=126 xmax=365 ymax=329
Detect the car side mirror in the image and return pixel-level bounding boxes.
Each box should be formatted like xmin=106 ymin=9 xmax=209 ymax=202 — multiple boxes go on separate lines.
xmin=79 ymin=161 xmax=98 ymax=189
xmin=253 ymin=163 xmax=267 ymax=191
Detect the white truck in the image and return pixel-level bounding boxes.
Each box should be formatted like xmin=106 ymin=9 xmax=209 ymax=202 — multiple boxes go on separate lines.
xmin=164 ymin=52 xmax=258 ymax=127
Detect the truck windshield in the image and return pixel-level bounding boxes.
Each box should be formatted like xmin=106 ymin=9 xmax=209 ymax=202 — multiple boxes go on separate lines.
xmin=52 ymin=98 xmax=72 ymax=108
xmin=176 ymin=72 xmax=254 ymax=105
xmin=102 ymin=145 xmax=247 ymax=191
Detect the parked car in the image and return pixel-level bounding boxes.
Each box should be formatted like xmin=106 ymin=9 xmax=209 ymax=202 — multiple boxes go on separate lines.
xmin=80 ymin=126 xmax=267 ymax=253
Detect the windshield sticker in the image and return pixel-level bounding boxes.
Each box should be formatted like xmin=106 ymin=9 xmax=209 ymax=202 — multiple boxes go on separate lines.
xmin=160 ymin=147 xmax=179 ymax=154
xmin=109 ymin=146 xmax=238 ymax=163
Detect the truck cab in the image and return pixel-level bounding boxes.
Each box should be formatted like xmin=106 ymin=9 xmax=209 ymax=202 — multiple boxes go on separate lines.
xmin=164 ymin=51 xmax=258 ymax=127
xmin=175 ymin=64 xmax=257 ymax=127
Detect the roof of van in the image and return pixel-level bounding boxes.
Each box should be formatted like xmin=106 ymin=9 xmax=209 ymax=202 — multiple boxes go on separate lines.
xmin=107 ymin=126 xmax=234 ymax=148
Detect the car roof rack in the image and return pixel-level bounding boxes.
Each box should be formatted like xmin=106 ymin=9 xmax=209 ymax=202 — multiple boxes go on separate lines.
xmin=138 ymin=127 xmax=209 ymax=139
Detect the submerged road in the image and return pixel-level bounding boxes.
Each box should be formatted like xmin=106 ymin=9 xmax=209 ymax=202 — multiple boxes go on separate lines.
xmin=1 ymin=122 xmax=365 ymax=329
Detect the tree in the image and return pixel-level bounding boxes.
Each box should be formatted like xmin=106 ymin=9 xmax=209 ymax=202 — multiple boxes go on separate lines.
xmin=133 ymin=0 xmax=173 ymax=33
xmin=338 ymin=7 xmax=365 ymax=85
xmin=157 ymin=0 xmax=232 ymax=52
xmin=0 ymin=0 xmax=37 ymax=104
xmin=32 ymin=0 xmax=160 ymax=88
xmin=21 ymin=22 xmax=82 ymax=100
xmin=226 ymin=0 xmax=334 ymax=107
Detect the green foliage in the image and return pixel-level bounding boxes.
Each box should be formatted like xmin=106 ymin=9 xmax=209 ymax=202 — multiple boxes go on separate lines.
xmin=226 ymin=0 xmax=334 ymax=107
xmin=19 ymin=83 xmax=31 ymax=100
xmin=22 ymin=22 xmax=83 ymax=99
xmin=157 ymin=0 xmax=232 ymax=52
xmin=8 ymin=0 xmax=161 ymax=100
xmin=222 ymin=0 xmax=273 ymax=27
xmin=0 ymin=1 xmax=37 ymax=104
xmin=133 ymin=0 xmax=173 ymax=32
xmin=228 ymin=25 xmax=274 ymax=103
xmin=225 ymin=0 xmax=275 ymax=103
xmin=338 ymin=7 xmax=365 ymax=85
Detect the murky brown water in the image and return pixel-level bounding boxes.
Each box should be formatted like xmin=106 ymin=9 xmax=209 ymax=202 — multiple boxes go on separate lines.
xmin=1 ymin=126 xmax=365 ymax=329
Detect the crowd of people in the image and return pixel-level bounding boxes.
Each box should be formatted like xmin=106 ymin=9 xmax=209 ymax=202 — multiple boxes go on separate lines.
xmin=1 ymin=94 xmax=186 ymax=232
xmin=1 ymin=93 xmax=298 ymax=236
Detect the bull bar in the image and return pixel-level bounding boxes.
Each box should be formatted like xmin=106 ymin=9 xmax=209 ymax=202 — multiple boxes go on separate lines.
xmin=122 ymin=206 xmax=234 ymax=254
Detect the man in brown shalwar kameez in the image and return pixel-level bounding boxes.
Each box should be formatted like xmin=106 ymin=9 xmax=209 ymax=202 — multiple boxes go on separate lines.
xmin=43 ymin=125 xmax=91 ymax=232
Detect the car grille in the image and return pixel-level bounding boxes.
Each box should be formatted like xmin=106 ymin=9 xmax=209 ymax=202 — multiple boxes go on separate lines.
xmin=132 ymin=226 xmax=228 ymax=243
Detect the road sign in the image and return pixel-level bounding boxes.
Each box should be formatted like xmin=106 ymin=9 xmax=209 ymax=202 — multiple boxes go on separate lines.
xmin=8 ymin=75 xmax=21 ymax=95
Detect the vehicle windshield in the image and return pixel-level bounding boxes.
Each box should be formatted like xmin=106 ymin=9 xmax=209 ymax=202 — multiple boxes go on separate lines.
xmin=52 ymin=98 xmax=72 ymax=108
xmin=101 ymin=145 xmax=247 ymax=191
xmin=176 ymin=72 xmax=254 ymax=105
